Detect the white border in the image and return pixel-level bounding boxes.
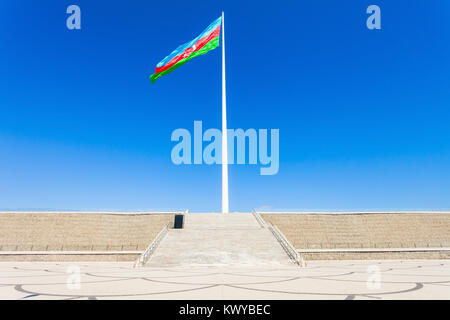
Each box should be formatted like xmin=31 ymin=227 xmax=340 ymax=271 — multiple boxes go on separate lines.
xmin=297 ymin=248 xmax=450 ymax=253
xmin=257 ymin=211 xmax=450 ymax=215
xmin=0 ymin=211 xmax=184 ymax=215
xmin=0 ymin=251 xmax=141 ymax=255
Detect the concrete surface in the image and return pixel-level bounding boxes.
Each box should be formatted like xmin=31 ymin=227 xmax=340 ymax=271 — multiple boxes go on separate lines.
xmin=145 ymin=213 xmax=293 ymax=267
xmin=1 ymin=260 xmax=450 ymax=299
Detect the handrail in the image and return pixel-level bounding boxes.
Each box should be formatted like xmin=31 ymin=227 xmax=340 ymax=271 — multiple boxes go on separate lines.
xmin=134 ymin=223 xmax=170 ymax=267
xmin=251 ymin=209 xmax=266 ymax=228
xmin=268 ymin=222 xmax=306 ymax=267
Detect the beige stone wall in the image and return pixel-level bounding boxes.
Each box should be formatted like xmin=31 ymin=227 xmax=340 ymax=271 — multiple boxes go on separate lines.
xmin=301 ymin=251 xmax=450 ymax=260
xmin=262 ymin=213 xmax=450 ymax=250
xmin=0 ymin=212 xmax=175 ymax=252
xmin=0 ymin=254 xmax=140 ymax=262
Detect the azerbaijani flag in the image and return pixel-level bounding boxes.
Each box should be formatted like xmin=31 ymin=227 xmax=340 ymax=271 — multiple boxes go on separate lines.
xmin=150 ymin=16 xmax=222 ymax=84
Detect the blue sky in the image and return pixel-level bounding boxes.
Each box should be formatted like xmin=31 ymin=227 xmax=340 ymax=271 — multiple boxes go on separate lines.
xmin=1 ymin=0 xmax=449 ymax=212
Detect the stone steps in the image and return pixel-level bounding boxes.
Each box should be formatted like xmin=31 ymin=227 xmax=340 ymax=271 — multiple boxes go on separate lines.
xmin=145 ymin=213 xmax=293 ymax=267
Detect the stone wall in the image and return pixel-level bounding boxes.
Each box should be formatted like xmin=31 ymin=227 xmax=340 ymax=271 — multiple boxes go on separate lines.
xmin=0 ymin=212 xmax=175 ymax=261
xmin=262 ymin=213 xmax=450 ymax=260
xmin=299 ymin=250 xmax=450 ymax=260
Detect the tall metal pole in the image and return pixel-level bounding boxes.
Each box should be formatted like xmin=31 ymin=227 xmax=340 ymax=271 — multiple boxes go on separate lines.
xmin=221 ymin=11 xmax=229 ymax=214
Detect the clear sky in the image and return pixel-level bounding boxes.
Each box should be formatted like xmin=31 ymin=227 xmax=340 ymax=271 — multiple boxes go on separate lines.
xmin=1 ymin=1 xmax=449 ymax=212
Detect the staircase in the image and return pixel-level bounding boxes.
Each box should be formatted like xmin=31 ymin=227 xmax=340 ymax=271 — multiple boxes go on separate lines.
xmin=144 ymin=213 xmax=294 ymax=267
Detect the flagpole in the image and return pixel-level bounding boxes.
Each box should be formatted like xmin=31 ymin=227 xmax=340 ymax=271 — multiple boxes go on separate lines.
xmin=221 ymin=11 xmax=229 ymax=214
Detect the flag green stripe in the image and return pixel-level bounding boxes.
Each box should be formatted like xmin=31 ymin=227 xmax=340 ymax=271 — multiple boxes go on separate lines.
xmin=150 ymin=36 xmax=219 ymax=84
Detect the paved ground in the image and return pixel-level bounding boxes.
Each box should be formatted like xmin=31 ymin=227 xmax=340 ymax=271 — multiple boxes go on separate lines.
xmin=1 ymin=260 xmax=449 ymax=299
xmin=147 ymin=213 xmax=292 ymax=267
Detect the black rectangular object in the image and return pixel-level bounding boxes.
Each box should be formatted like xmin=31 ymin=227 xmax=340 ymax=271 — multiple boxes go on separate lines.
xmin=174 ymin=214 xmax=184 ymax=229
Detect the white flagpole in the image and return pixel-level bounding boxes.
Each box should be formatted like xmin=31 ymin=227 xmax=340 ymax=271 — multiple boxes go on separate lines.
xmin=221 ymin=11 xmax=229 ymax=214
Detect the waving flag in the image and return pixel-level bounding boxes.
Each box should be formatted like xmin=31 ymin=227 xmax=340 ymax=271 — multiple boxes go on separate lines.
xmin=150 ymin=17 xmax=222 ymax=84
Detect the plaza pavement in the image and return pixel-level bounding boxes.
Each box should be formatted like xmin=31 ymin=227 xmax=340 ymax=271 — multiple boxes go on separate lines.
xmin=1 ymin=260 xmax=449 ymax=300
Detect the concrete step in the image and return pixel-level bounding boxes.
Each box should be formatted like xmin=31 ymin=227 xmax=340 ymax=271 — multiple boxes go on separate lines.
xmin=145 ymin=213 xmax=293 ymax=267
xmin=183 ymin=213 xmax=262 ymax=230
